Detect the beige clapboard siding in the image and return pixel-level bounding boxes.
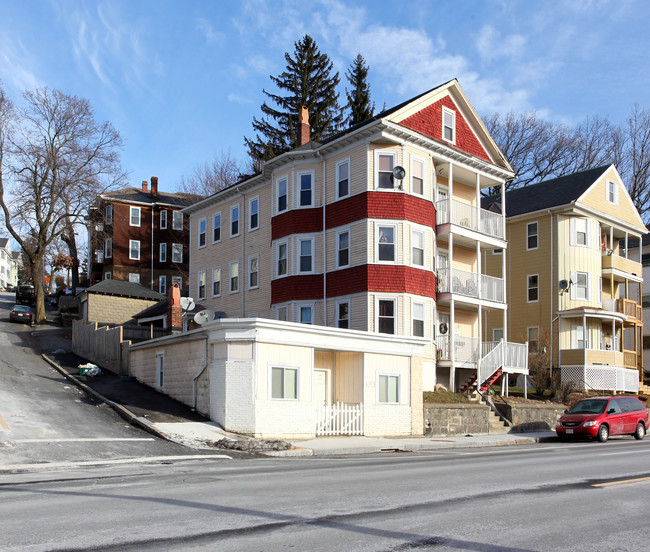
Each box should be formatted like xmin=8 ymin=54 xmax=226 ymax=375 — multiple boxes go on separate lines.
xmin=255 ymin=342 xmax=313 ymax=400
xmin=368 ymin=144 xmax=401 ymax=190
xmin=324 ymin=143 xmax=367 ymax=203
xmin=325 ymin=220 xmax=367 ymax=272
xmin=334 ymin=351 xmax=364 ymax=403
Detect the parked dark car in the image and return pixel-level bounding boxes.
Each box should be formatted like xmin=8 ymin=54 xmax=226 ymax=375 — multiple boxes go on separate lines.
xmin=15 ymin=284 xmax=35 ymax=306
xmin=556 ymin=396 xmax=648 ymax=442
xmin=9 ymin=304 xmax=33 ymax=324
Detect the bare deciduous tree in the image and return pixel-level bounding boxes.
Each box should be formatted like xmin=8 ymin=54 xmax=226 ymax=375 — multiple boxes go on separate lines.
xmin=622 ymin=105 xmax=650 ymax=220
xmin=0 ymin=84 xmax=124 ymax=322
xmin=179 ymin=150 xmax=244 ymax=196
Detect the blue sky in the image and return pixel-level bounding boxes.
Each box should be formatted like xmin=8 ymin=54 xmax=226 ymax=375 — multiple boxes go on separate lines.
xmin=1 ymin=0 xmax=649 ymax=193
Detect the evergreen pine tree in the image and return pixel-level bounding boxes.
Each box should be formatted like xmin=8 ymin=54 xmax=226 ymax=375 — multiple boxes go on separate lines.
xmin=245 ymin=35 xmax=343 ymax=166
xmin=345 ymin=53 xmax=375 ymax=127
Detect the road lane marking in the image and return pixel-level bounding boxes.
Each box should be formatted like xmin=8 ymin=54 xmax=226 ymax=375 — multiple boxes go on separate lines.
xmin=593 ymin=476 xmax=650 ymax=488
xmin=0 ymin=454 xmax=232 ymax=472
xmin=0 ymin=414 xmax=9 ymax=431
xmin=10 ymin=438 xmax=156 ymax=443
xmin=599 ymin=450 xmax=648 ymax=456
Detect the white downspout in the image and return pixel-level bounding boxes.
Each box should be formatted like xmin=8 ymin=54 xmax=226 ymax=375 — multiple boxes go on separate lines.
xmin=548 ymin=209 xmax=554 ymax=373
xmin=192 ymin=335 xmax=209 ymax=411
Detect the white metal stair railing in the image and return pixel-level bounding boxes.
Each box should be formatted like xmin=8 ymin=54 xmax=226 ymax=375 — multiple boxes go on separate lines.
xmin=478 ymin=341 xmax=529 ymax=390
xmin=316 ymin=402 xmax=363 ymax=436
xmin=478 ymin=340 xmax=504 ymax=389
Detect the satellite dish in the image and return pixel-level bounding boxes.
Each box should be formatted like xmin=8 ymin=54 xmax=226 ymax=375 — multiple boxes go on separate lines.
xmin=559 ymin=279 xmax=569 ymax=291
xmin=392 ymin=165 xmax=406 ymax=180
xmin=193 ymin=309 xmax=215 ymax=325
xmin=180 ymin=297 xmax=195 ymax=311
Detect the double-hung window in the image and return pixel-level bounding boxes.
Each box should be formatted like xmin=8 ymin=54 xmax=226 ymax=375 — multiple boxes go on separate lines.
xmin=172 ymin=243 xmax=182 ymax=263
xmin=299 ymin=305 xmax=313 ymax=324
xmin=213 ymin=213 xmax=221 ymax=243
xmin=160 ymin=210 xmax=167 ymax=229
xmin=159 ymin=275 xmax=167 ymax=295
xmin=198 ymin=218 xmax=207 ymax=248
xmin=378 ymin=299 xmax=396 ymax=334
xmin=172 ymin=211 xmax=183 ymax=231
xmin=271 ymin=366 xmax=298 ymax=400
xmin=527 ymin=327 xmax=539 ymax=353
xmin=442 ymin=107 xmax=455 ymax=143
xmin=249 ymin=197 xmax=259 ymax=231
xmin=130 ymin=207 xmax=141 ymax=227
xmin=572 ymin=325 xmax=586 ymax=349
xmin=105 ymin=205 xmax=113 ymax=224
xmin=129 ymin=240 xmax=140 ymax=260
xmin=104 ymin=238 xmax=112 ymax=258
xmin=378 ymin=373 xmax=399 ymax=403
xmin=337 ymin=231 xmax=349 ymax=268
xmin=412 ymin=302 xmax=425 ymax=337
xmin=527 ymin=222 xmax=538 ymax=250
xmin=527 ymin=274 xmax=539 ymax=302
xmin=298 ymin=172 xmax=313 ymax=207
xmin=337 ymin=301 xmax=349 ymax=329
xmin=159 ymin=242 xmax=167 ymax=262
xmin=277 ymin=177 xmax=288 ymax=213
xmin=230 ymin=205 xmax=239 ymax=237
xmin=197 ymin=271 xmax=206 ymax=300
xmin=229 ymin=261 xmax=239 ymax=293
xmin=129 ymin=273 xmax=140 ymax=284
xmin=299 ymin=238 xmax=313 ymax=273
xmin=337 ymin=159 xmax=349 ymax=199
xmin=573 ymin=218 xmax=588 ymax=246
xmin=411 ymin=157 xmax=424 ymax=195
xmin=607 ymin=180 xmax=618 ymax=204
xmin=249 ymin=255 xmax=259 ymax=289
xmin=277 ymin=242 xmax=288 ymax=276
xmin=574 ymin=271 xmax=589 ymax=300
xmin=412 ymin=229 xmax=424 ymax=266
xmin=378 ymin=226 xmax=395 ymax=262
xmin=377 ymin=152 xmax=395 ymax=189
xmin=212 ymin=267 xmax=221 ymax=296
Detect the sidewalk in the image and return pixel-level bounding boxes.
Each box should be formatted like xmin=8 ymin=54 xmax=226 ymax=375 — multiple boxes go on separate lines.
xmin=43 ymin=350 xmax=558 ymax=457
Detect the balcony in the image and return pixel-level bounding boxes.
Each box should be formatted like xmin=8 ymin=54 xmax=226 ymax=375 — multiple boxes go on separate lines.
xmin=436 ymin=198 xmax=504 ymax=240
xmin=435 ymin=336 xmax=528 ymax=375
xmin=601 ymin=252 xmax=641 ymax=278
xmin=437 ymin=267 xmax=505 ymax=303
xmin=602 ymin=298 xmax=642 ymax=322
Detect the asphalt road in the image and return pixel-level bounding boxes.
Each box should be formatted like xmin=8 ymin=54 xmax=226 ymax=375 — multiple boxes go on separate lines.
xmin=0 ymin=291 xmax=229 ymax=467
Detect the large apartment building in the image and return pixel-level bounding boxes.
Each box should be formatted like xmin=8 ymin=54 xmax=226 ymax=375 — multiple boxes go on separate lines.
xmin=483 ymin=165 xmax=647 ymax=393
xmin=88 ymin=177 xmax=202 ymax=292
xmin=0 ymin=238 xmax=19 ymax=290
xmin=184 ymin=79 xmax=528 ymax=394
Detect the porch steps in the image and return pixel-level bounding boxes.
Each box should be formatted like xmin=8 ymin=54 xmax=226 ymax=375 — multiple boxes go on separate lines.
xmin=460 ymin=368 xmax=503 ymax=394
xmin=639 ymin=382 xmax=650 ymax=395
xmin=487 ymin=409 xmax=510 ymax=434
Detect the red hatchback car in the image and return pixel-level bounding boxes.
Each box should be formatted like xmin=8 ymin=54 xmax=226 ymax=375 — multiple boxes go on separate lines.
xmin=556 ymin=396 xmax=648 ymax=442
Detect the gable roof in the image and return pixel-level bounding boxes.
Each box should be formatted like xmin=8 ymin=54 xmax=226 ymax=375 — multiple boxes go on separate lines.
xmin=101 ymin=187 xmax=203 ymax=208
xmin=0 ymin=237 xmax=9 ymax=248
xmin=483 ymin=165 xmax=611 ymax=217
xmin=83 ymin=279 xmax=165 ymax=301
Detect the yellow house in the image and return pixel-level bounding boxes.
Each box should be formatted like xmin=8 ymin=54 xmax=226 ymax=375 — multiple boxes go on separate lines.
xmin=484 ymin=165 xmax=647 ymax=393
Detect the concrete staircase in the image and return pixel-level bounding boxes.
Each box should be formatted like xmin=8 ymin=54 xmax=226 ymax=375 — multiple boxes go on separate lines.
xmin=487 ymin=407 xmax=510 ymax=434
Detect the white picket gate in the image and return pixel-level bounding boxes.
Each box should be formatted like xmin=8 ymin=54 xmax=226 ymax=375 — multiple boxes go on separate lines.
xmin=316 ymin=402 xmax=364 ymax=436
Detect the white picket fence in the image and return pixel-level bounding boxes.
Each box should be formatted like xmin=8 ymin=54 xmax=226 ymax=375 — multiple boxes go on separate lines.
xmin=317 ymin=402 xmax=364 ymax=436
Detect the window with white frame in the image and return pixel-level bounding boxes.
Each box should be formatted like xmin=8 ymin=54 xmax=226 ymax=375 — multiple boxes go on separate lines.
xmin=276 ymin=306 xmax=287 ymax=321
xmin=130 ymin=206 xmax=141 ymax=227
xmin=572 ymin=324 xmax=586 ymax=349
xmin=129 ymin=273 xmax=140 ymax=284
xmin=159 ymin=275 xmax=167 ymax=295
xmin=159 ymin=242 xmax=167 ymax=262
xmin=160 ymin=209 xmax=167 ymax=229
xmin=378 ymin=373 xmax=399 ymax=403
xmin=172 ymin=243 xmax=182 ymax=263
xmin=337 ymin=159 xmax=349 ymax=199
xmin=298 ymin=172 xmax=313 ymax=207
xmin=573 ymin=218 xmax=588 ymax=246
xmin=171 ymin=276 xmax=182 ymax=287
xmin=412 ymin=302 xmax=425 ymax=337
xmin=213 ymin=212 xmax=221 ymax=243
xmin=337 ymin=230 xmax=349 ymax=268
xmin=229 ymin=261 xmax=239 ymax=293
xmin=298 ymin=238 xmax=313 ymax=273
xmin=493 ymin=328 xmax=504 ymax=342
xmin=277 ymin=176 xmax=288 ymax=213
xmin=249 ymin=197 xmax=259 ymax=231
xmin=277 ymin=242 xmax=288 ymax=276
xmin=172 ymin=211 xmax=183 ymax=230
xmin=527 ymin=327 xmax=539 ymax=353
xmin=442 ymin=107 xmax=455 ymax=143
xmin=607 ymin=180 xmax=618 ymax=205
xmin=96 ymin=249 xmax=104 ymax=263
xmin=212 ymin=267 xmax=221 ymax=296
xmin=104 ymin=272 xmax=112 ymax=280
xmin=197 ymin=270 xmax=206 ymax=300
xmin=230 ymin=205 xmax=239 ymax=237
xmin=198 ymin=218 xmax=207 ymax=248
xmin=337 ymin=301 xmax=349 ymax=329
xmin=412 ymin=229 xmax=424 ymax=266
xmin=527 ymin=274 xmax=539 ymax=302
xmin=527 ymin=222 xmax=538 ymax=250
xmin=104 ymin=238 xmax=112 ymax=258
xmin=299 ymin=305 xmax=313 ymax=324
xmin=378 ymin=226 xmax=395 ymax=262
xmin=271 ymin=366 xmax=298 ymax=399
xmin=249 ymin=255 xmax=259 ymax=289
xmin=377 ymin=152 xmax=396 ymax=189
xmin=574 ymin=271 xmax=589 ymax=300
xmin=378 ymin=299 xmax=396 ymax=334
xmin=129 ymin=240 xmax=140 ymax=260
xmin=156 ymin=353 xmax=164 ymax=389
xmin=105 ymin=205 xmax=113 ymax=224
xmin=411 ymin=157 xmax=424 ymax=195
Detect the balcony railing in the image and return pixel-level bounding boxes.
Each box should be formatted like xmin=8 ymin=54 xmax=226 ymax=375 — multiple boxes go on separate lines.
xmin=436 ymin=198 xmax=504 ymax=240
xmin=436 ymin=336 xmax=528 ymax=373
xmin=560 ymin=364 xmax=639 ymax=393
xmin=602 ymin=298 xmax=642 ymax=321
xmin=437 ymin=268 xmax=505 ymax=303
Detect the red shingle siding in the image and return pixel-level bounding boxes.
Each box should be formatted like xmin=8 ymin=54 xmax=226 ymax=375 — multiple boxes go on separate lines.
xmin=326 ymin=193 xmax=435 ymax=229
xmin=326 ymin=266 xmax=369 ymax=297
xmin=271 ymin=274 xmax=324 ymax=304
xmin=400 ymin=95 xmax=490 ymax=162
xmin=327 ymin=265 xmax=436 ymax=299
xmin=272 ymin=208 xmax=323 ymax=241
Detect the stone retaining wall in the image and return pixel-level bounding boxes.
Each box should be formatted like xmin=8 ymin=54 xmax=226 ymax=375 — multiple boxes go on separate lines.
xmin=494 ymin=402 xmax=567 ymax=432
xmin=424 ymin=403 xmax=491 ymax=436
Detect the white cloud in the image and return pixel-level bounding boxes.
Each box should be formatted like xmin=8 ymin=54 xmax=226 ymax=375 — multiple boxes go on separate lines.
xmin=0 ymin=35 xmax=41 ymax=93
xmin=196 ymin=18 xmax=224 ymax=44
xmin=476 ymin=25 xmax=526 ymax=63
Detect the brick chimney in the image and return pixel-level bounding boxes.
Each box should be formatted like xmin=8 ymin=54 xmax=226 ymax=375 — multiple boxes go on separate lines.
xmin=298 ymin=105 xmax=310 ymax=146
xmin=168 ymin=282 xmax=182 ymax=329
xmin=142 ymin=180 xmax=148 ymax=193
xmin=151 ymin=176 xmax=158 ymax=197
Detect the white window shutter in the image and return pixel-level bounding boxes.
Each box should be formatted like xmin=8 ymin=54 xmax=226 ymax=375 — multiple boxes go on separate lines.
xmin=570 ymin=271 xmax=577 ymax=300
xmin=586 ymin=272 xmax=592 ymax=301
xmin=569 ymin=218 xmax=576 ymax=246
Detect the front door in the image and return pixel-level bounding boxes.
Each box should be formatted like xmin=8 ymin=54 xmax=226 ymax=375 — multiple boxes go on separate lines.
xmin=314 ymin=369 xmax=328 ymax=406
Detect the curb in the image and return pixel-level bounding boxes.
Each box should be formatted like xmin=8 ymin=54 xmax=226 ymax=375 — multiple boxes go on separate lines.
xmin=41 ymin=354 xmax=172 ymax=443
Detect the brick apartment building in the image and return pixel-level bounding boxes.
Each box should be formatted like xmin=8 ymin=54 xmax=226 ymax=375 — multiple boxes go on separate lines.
xmin=88 ymin=177 xmax=202 ymax=292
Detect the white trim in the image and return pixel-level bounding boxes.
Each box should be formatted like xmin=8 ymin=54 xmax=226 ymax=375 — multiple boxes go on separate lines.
xmin=276 ymin=174 xmax=289 ymax=215
xmin=336 ymin=158 xmax=350 ymax=200
xmin=297 ymin=236 xmax=315 ymax=274
xmin=377 ymin=223 xmax=397 ymax=264
xmin=376 ymin=296 xmax=397 ymax=335
xmin=276 ymin=240 xmax=289 ymax=278
xmin=249 ymin=196 xmax=259 ymax=231
xmin=172 ymin=210 xmax=183 ymax=231
xmin=171 ymin=243 xmax=183 ymax=263
xmin=159 ymin=275 xmax=167 ymax=295
xmin=211 ymin=266 xmax=221 ymax=297
xmin=229 ymin=260 xmax=240 ymax=294
xmin=297 ymin=302 xmax=314 ymax=325
xmin=411 ymin=228 xmax=425 ymax=267
xmin=197 ymin=270 xmax=207 ymax=301
xmin=212 ymin=211 xmax=222 ymax=243
xmin=198 ymin=217 xmax=207 ymax=248
xmin=230 ymin=204 xmax=240 ymax=238
xmin=130 ymin=206 xmax=141 ymax=227
xmin=269 ymin=364 xmax=299 ymax=400
xmin=129 ymin=240 xmax=141 ymax=260
xmin=336 ymin=229 xmax=350 ymax=269
xmin=156 ymin=352 xmax=164 ymax=389
xmin=248 ymin=254 xmax=259 ymax=290
xmin=527 ymin=273 xmax=539 ymax=303
xmin=410 ymin=154 xmax=426 ymax=196
xmin=375 ymin=150 xmax=398 ymax=190
xmin=606 ymin=179 xmax=619 ymax=206
xmin=377 ymin=372 xmax=400 ymax=404
xmin=526 ymin=221 xmax=538 ymax=251
xmin=159 ymin=209 xmax=167 ymax=229
xmin=296 ymin=170 xmax=315 ymax=208
xmin=442 ymin=106 xmax=456 ymax=145
xmin=104 ymin=238 xmax=112 ymax=259
xmin=336 ymin=299 xmax=350 ymax=329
